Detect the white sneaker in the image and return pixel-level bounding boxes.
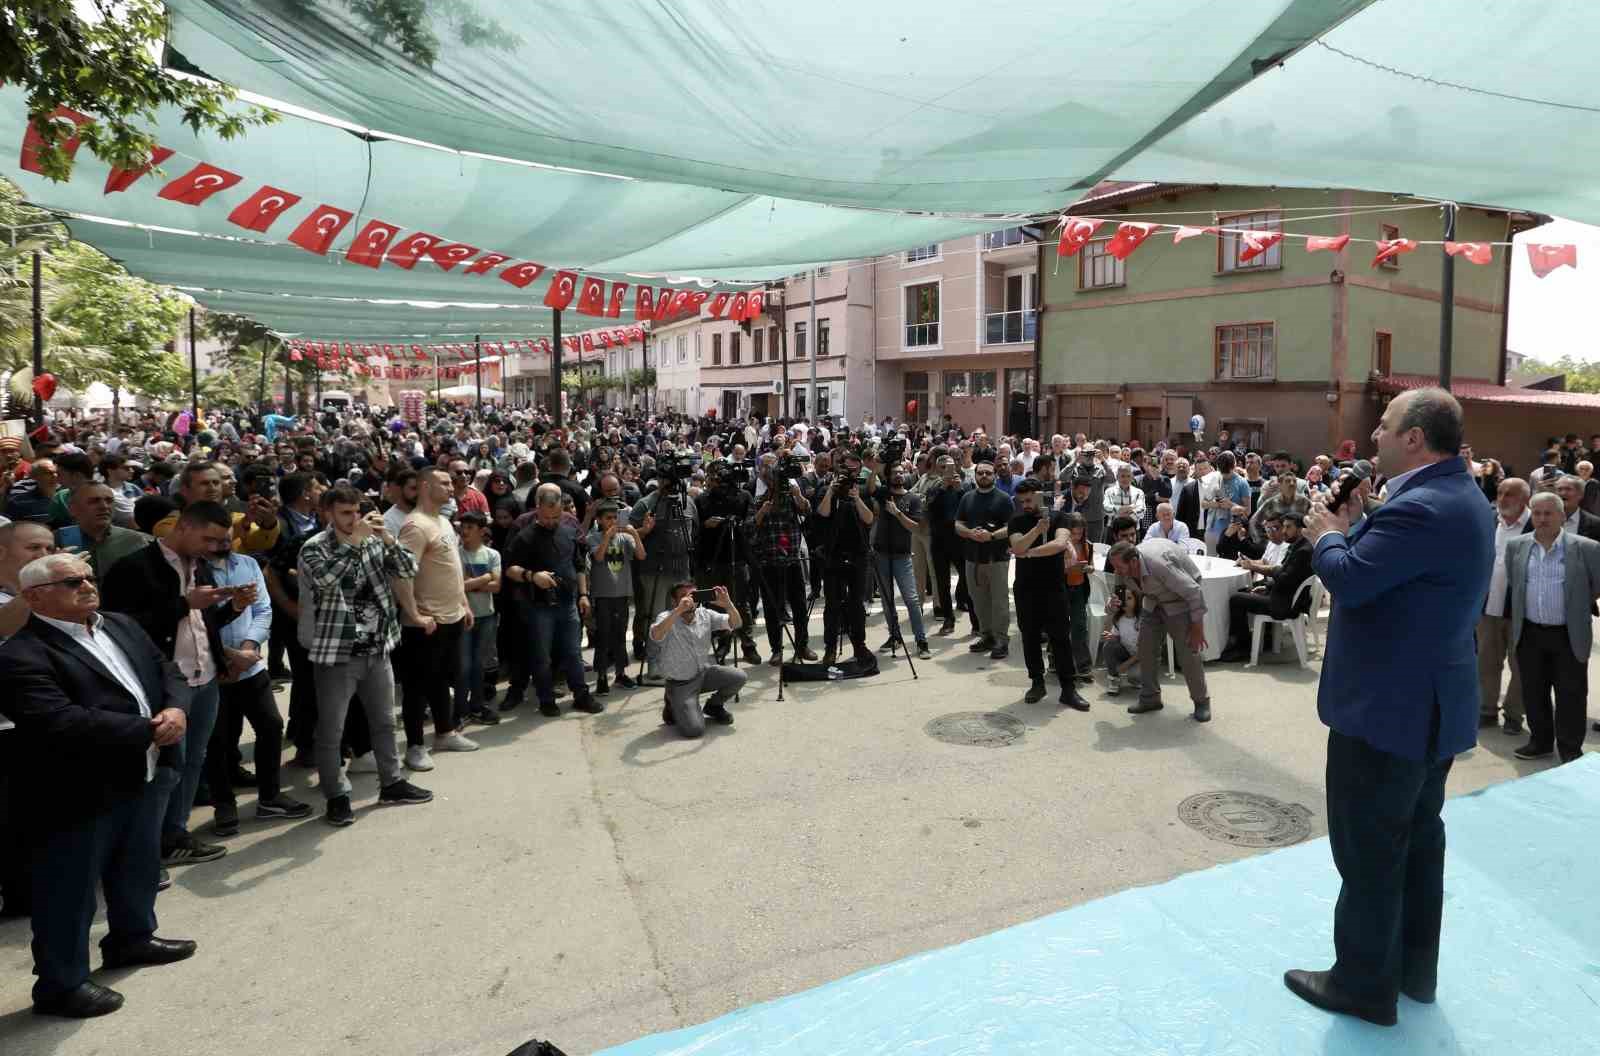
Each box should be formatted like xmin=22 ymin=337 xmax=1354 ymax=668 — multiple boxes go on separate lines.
xmin=404 ymin=745 xmax=434 ymax=771
xmin=346 ymin=753 xmax=379 ymax=774
xmin=1105 ymin=674 xmax=1122 ymax=696
xmin=434 ymin=731 xmax=479 ymax=753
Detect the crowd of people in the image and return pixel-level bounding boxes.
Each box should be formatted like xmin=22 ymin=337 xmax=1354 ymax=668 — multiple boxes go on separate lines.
xmin=1 ymin=394 xmax=1596 ymax=1019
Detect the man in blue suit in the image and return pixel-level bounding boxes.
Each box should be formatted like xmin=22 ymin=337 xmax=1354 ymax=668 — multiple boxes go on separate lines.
xmin=1284 ymin=388 xmax=1492 ymax=1027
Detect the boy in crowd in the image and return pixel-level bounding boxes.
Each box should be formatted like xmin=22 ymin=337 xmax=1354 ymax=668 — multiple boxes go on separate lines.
xmin=587 ymin=500 xmax=644 ymax=694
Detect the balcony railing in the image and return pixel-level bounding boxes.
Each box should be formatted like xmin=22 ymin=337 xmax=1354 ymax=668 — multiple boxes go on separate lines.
xmin=905 ymin=321 xmax=940 ymax=347
xmin=983 ymin=226 xmax=1037 ymax=251
xmin=984 ymin=309 xmax=1037 ymax=344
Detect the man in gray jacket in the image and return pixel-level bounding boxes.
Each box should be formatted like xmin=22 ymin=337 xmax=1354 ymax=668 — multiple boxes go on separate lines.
xmin=1106 ymin=538 xmax=1212 ymax=722
xmin=1505 ymin=491 xmax=1600 ymax=763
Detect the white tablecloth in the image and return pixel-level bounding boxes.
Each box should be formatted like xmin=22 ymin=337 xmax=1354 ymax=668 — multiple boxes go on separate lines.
xmin=1088 ymin=548 xmax=1249 ymax=661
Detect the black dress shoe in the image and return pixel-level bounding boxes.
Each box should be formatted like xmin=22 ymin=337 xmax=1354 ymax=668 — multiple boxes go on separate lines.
xmin=1514 ymin=741 xmax=1554 ymax=760
xmin=1060 ymin=688 xmax=1090 ymax=711
xmin=33 ymin=981 xmax=124 ymax=1018
xmin=967 ymin=635 xmax=994 ymax=653
xmin=1023 ymin=680 xmax=1047 ymax=703
xmin=102 ymin=937 xmax=198 ymax=970
xmin=988 ymin=644 xmax=1009 ymax=660
xmin=1283 ymin=969 xmax=1396 ymax=1027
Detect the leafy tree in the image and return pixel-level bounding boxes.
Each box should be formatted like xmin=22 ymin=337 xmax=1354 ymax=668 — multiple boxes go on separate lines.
xmin=1518 ymin=356 xmax=1600 ymax=395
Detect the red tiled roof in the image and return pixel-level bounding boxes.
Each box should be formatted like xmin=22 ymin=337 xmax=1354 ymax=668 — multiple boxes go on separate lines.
xmin=1374 ymin=373 xmax=1600 ymax=409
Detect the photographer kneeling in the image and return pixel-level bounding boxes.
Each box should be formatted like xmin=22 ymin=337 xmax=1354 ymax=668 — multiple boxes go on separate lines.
xmin=650 ymin=582 xmax=746 ymax=738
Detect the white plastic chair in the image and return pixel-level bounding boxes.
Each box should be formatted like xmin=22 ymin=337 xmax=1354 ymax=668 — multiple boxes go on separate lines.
xmin=1246 ymin=577 xmax=1318 ymax=668
xmin=1302 ymin=576 xmax=1326 ymax=650
xmin=1183 ymin=537 xmax=1208 ymax=556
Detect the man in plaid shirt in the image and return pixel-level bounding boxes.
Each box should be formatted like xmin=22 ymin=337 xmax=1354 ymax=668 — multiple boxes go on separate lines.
xmin=296 ymin=484 xmax=433 ymax=827
xmin=752 ymin=458 xmax=818 ymax=665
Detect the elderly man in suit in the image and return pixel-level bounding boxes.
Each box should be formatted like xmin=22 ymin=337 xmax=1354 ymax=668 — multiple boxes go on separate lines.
xmin=1105 ymin=536 xmax=1211 ymax=722
xmin=1506 ymin=491 xmax=1600 ymax=763
xmin=1287 ymin=388 xmax=1493 ymax=1027
xmin=0 ymin=553 xmax=197 ymax=1018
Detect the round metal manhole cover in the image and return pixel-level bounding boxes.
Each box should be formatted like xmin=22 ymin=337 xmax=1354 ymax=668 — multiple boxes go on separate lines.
xmin=925 ymin=711 xmax=1026 ymax=747
xmin=1177 ymin=792 xmax=1313 ymax=848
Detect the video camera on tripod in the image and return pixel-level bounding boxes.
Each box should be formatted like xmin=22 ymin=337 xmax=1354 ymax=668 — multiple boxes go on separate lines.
xmin=655 ymin=450 xmax=700 ymax=486
xmin=773 ymin=452 xmax=807 ymax=484
xmin=879 ymin=437 xmax=907 ymax=465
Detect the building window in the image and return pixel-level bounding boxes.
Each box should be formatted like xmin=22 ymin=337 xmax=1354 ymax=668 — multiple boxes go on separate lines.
xmin=1214 ymin=322 xmax=1276 ymax=381
xmin=768 ymin=324 xmax=779 ymax=360
xmin=817 ymin=386 xmax=830 ymax=417
xmin=1078 ymin=240 xmax=1125 ymax=290
xmin=1221 ymin=419 xmax=1267 ymax=451
xmin=1379 ymin=224 xmax=1402 ymax=269
xmin=794 ymin=321 xmax=808 ymax=359
xmin=943 ymin=370 xmax=996 ymax=399
xmin=793 ymin=386 xmax=806 ymax=419
xmin=694 ymin=331 xmax=701 ymax=363
xmin=1217 ymin=211 xmax=1282 ymax=272
xmin=676 ymin=334 xmax=687 ymax=364
xmin=817 ymin=264 xmax=831 ymax=277
xmin=712 ymin=333 xmax=722 ymax=366
xmin=1374 ymin=330 xmax=1392 ymax=376
xmin=905 ymin=282 xmax=940 ymax=347
xmin=817 ymin=318 xmax=831 ymax=357
xmin=753 ymin=327 xmax=764 ymax=362
xmin=983 ymin=226 xmax=1036 ymax=250
xmin=730 ymin=331 xmax=741 ymax=365
xmin=903 ymin=244 xmax=939 ymax=264
xmin=905 ymin=371 xmax=929 ymax=421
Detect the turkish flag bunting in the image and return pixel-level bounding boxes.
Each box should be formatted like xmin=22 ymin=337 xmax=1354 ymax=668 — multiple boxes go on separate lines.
xmin=1056 ymin=218 xmax=1103 ymax=257
xmin=601 ymin=331 xmax=615 ymax=348
xmin=1238 ymin=229 xmax=1283 ymax=263
xmin=669 ymin=290 xmax=692 ymax=318
xmin=576 ymin=276 xmax=607 ymax=316
xmin=652 ymin=292 xmax=676 ymax=322
xmin=686 ymin=291 xmax=710 ymax=314
xmin=225 ymin=185 xmax=302 ymax=233
xmin=156 ymin=162 xmax=242 ymax=205
xmin=426 ymin=242 xmax=480 ymax=271
xmin=1106 ymin=223 xmax=1157 ymax=261
xmin=611 ymin=329 xmax=627 ymax=346
xmin=463 ymin=253 xmax=511 ymax=276
xmin=744 ymin=289 xmax=765 ymax=320
xmin=634 ymin=286 xmax=656 ymax=318
xmin=104 ymin=146 xmax=174 ymax=194
xmin=1305 ymin=234 xmax=1351 ymax=253
xmin=538 ymin=338 xmax=552 ymax=355
xmin=544 ymin=270 xmax=579 ymax=309
xmin=627 ymin=326 xmax=644 ymax=342
xmin=1528 ymin=243 xmax=1578 ymax=278
xmin=727 ymin=293 xmax=749 ymax=321
xmin=707 ymin=292 xmax=731 ymax=319
xmin=288 ymin=350 xmax=303 ymax=361
xmin=582 ymin=333 xmax=596 ymax=352
xmin=286 ymin=205 xmax=354 ymax=255
xmin=414 ymin=347 xmax=428 ymax=360
xmin=345 ymin=219 xmax=402 ymax=268
xmin=1172 ymin=225 xmax=1216 ymax=244
xmin=1371 ymin=238 xmax=1418 ymax=267
xmin=385 ymin=232 xmax=442 ymax=270
xmin=20 ymin=107 xmax=92 ymax=174
xmin=1443 ymin=241 xmax=1493 ymax=265
xmin=500 ymin=261 xmax=546 ymax=289
xmin=605 ymin=282 xmax=629 ymax=318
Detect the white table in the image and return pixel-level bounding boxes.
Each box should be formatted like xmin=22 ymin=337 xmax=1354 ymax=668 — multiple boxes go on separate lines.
xmin=1088 ymin=549 xmax=1249 ymax=662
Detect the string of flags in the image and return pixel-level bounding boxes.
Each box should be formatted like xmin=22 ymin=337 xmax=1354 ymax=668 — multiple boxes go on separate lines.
xmin=1054 ymin=215 xmax=1577 ymax=277
xmin=19 ymin=108 xmax=774 ymax=322
xmin=283 ymin=324 xmax=650 ymax=377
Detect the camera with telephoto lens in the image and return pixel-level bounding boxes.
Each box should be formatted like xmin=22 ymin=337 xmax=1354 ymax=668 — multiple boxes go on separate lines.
xmin=879 ymin=437 xmax=907 ymax=465
xmin=832 ymin=467 xmax=871 ymax=495
xmin=716 ymin=459 xmax=753 ymax=489
xmin=657 ymin=450 xmax=700 ymax=482
xmin=774 ymin=453 xmax=807 ymax=482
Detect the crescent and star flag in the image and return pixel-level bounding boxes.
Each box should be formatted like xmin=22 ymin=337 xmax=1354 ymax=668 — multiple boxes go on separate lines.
xmin=1371 ymin=238 xmax=1418 ymax=267
xmin=156 ymin=162 xmax=242 ymax=205
xmin=286 ymin=205 xmax=354 ymax=255
xmin=1172 ymin=225 xmax=1216 ymax=244
xmin=707 ymin=292 xmax=731 ymax=318
xmin=499 ymin=261 xmax=546 ymax=289
xmin=344 ymin=219 xmax=402 ymax=267
xmin=581 ymin=333 xmax=596 ymax=352
xmin=1056 ymin=218 xmax=1103 ymax=257
xmin=225 ymin=185 xmax=302 ymax=232
xmin=543 ymin=270 xmax=579 ymax=309
xmin=1238 ymin=229 xmax=1283 ymax=262
xmin=744 ymin=289 xmax=766 ymax=320
xmin=20 ymin=108 xmax=91 ymax=174
xmin=605 ymin=282 xmax=629 ymax=318
xmin=105 ymin=146 xmax=174 ymax=194
xmin=1106 ymin=222 xmax=1157 ymax=260
xmin=1305 ymin=234 xmax=1351 ymax=253
xmin=727 ymin=292 xmax=749 ymax=321
xmin=634 ymin=286 xmax=656 ymax=318
xmin=575 ymin=276 xmax=608 ymax=316
xmin=1527 ymin=243 xmax=1578 ymax=278
xmin=462 ymin=253 xmax=510 ymax=276
xmin=385 ymin=232 xmax=443 ymax=269
xmin=427 ymin=243 xmax=480 ymax=271
xmin=1443 ymin=241 xmax=1494 ymax=265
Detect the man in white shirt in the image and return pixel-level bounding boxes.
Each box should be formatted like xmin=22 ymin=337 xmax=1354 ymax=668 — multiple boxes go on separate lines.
xmin=649 ymin=582 xmax=746 ymax=737
xmin=1479 ymin=478 xmax=1531 ymax=734
xmin=1102 ymin=465 xmax=1146 ymax=524
xmin=1144 ymin=502 xmax=1190 ymax=544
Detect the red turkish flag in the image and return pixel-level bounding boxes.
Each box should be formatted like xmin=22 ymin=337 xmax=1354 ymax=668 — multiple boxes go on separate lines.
xmin=427 ymin=242 xmax=480 ymax=272
xmin=286 ymin=205 xmax=354 ymax=255
xmin=463 ymin=253 xmax=511 ymax=276
xmin=634 ymin=286 xmax=656 ymax=318
xmin=1444 ymin=241 xmax=1493 ymax=265
xmin=225 ymin=185 xmax=302 ymax=232
xmin=408 ymin=345 xmax=421 ymax=358
xmin=1056 ymin=218 xmax=1103 ymax=257
xmin=575 ymin=276 xmax=607 ymax=316
xmin=1106 ymin=223 xmax=1156 ymax=261
xmin=1238 ymin=230 xmax=1283 ymax=263
xmin=600 ymin=331 xmax=615 ymax=348
xmin=288 ymin=349 xmax=303 ymax=362
xmin=1528 ymin=243 xmax=1577 ymax=278
xmin=744 ymin=289 xmax=766 ymax=320
xmin=581 ymin=333 xmax=596 ymax=352
xmin=543 ymin=270 xmax=579 ymax=309
xmin=605 ymin=281 xmax=629 ymax=318
xmin=156 ymin=162 xmax=242 ymax=205
xmin=499 ymin=261 xmax=546 ymax=288
xmin=626 ymin=326 xmax=644 ymax=342
xmin=104 ymin=146 xmax=174 ymax=194
xmin=385 ymin=232 xmax=442 ymax=270
xmin=538 ymin=338 xmax=553 ymax=355
xmin=611 ymin=329 xmax=627 ymax=346
xmin=727 ymin=292 xmax=749 ymax=322
xmin=707 ymin=292 xmax=731 ymax=319
xmin=686 ymin=291 xmax=710 ymax=314
xmin=345 ymin=219 xmax=402 ymax=268
xmin=1371 ymin=238 xmax=1418 ymax=267
xmin=1306 ymin=234 xmax=1351 ymax=253
xmin=1172 ymin=225 xmax=1216 ymax=244
xmin=652 ymin=292 xmax=676 ymax=322
xmin=20 ymin=107 xmax=92 ymax=174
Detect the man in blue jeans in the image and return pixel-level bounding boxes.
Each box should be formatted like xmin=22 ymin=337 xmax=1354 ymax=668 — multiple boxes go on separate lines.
xmin=871 ymin=468 xmax=931 ymax=659
xmin=504 ymin=484 xmax=600 ymax=717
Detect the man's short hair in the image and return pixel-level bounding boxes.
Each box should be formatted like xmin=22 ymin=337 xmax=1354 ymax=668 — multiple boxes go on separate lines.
xmin=1530 ymin=491 xmax=1563 ymax=513
xmin=669 ymin=579 xmax=697 ymax=599
xmin=1215 ymin=451 xmax=1237 ymax=473
xmin=320 ymin=484 xmax=364 ymax=509
xmin=177 ymin=459 xmax=219 ymax=490
xmin=544 ymin=448 xmax=572 ymax=473
xmin=595 ymin=499 xmax=621 ymax=518
xmin=1396 ymin=388 xmax=1465 ymax=456
xmin=1107 ymin=540 xmax=1140 ymax=566
xmin=54 ymin=452 xmax=93 ymax=479
xmin=1108 ymin=514 xmax=1137 ymax=538
xmin=177 ymin=500 xmax=231 ymax=531
xmin=19 ymin=553 xmax=86 ymax=589
xmin=279 ymin=471 xmax=315 ymax=507
xmin=133 ymin=495 xmax=176 ymax=533
xmin=1013 ymin=478 xmax=1043 ymax=495
xmin=457 ymin=510 xmax=488 ymax=528
xmin=1280 ymin=512 xmax=1305 ymax=529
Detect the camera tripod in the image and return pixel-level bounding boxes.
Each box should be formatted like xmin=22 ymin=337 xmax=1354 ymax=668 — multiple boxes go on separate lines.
xmin=751 ymin=479 xmax=823 ymax=702
xmin=634 ymin=480 xmax=696 ymax=686
xmin=811 ymin=473 xmax=920 ymax=682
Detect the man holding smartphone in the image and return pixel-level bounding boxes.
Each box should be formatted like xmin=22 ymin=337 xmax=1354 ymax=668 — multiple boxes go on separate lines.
xmin=649 ymin=582 xmax=746 ymax=738
xmin=1008 ymin=480 xmax=1090 ymax=709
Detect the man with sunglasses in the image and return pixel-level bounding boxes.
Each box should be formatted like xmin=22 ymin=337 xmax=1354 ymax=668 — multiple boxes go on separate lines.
xmin=1 ymin=553 xmax=197 ymax=1018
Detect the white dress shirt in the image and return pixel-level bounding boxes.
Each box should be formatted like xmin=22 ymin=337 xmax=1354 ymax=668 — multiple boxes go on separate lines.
xmin=1484 ymin=507 xmax=1531 ymax=617
xmin=36 ymin=612 xmax=157 ymax=780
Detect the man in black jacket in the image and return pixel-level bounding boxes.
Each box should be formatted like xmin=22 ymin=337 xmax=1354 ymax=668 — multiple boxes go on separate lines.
xmin=102 ymin=502 xmax=255 ymax=868
xmin=1219 ymin=513 xmax=1315 ymax=662
xmin=1174 ymin=457 xmax=1205 ymax=539
xmin=0 ymin=553 xmax=197 ymax=1018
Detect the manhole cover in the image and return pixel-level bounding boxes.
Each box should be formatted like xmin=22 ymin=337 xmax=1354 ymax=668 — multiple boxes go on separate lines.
xmin=1177 ymin=791 xmax=1312 ymax=847
xmin=926 ymin=711 xmax=1026 ymax=747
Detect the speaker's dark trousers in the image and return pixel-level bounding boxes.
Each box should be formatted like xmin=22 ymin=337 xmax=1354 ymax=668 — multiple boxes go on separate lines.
xmin=1516 ymin=621 xmax=1588 ymax=762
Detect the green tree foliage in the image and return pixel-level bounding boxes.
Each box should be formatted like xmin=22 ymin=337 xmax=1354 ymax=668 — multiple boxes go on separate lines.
xmin=47 ymin=242 xmax=190 ymax=401
xmin=1518 ymin=356 xmax=1600 ymax=395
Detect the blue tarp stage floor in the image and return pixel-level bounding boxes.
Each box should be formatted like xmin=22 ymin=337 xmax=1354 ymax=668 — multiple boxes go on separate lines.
xmin=600 ymin=755 xmax=1600 ymax=1055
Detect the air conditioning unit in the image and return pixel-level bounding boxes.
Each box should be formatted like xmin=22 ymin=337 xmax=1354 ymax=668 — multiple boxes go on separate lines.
xmin=772 ymin=379 xmax=784 ymax=394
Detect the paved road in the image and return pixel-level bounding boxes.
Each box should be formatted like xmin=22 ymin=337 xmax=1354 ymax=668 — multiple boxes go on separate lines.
xmin=0 ymin=606 xmax=1563 ymax=1056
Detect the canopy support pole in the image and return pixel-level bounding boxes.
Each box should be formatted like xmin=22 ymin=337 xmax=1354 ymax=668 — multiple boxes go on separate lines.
xmin=257 ymin=339 xmax=270 ymax=414
xmin=808 ymin=269 xmax=817 ymax=423
xmin=551 ymin=308 xmax=564 ymax=427
xmin=1438 ymin=203 xmax=1456 ymax=391
xmin=189 ymin=307 xmax=200 ymax=428
xmin=475 ymin=333 xmax=482 ymax=414
xmin=31 ymin=250 xmax=43 ymax=426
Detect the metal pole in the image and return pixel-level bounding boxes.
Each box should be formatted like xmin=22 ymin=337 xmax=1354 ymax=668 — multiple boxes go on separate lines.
xmin=808 ymin=269 xmax=818 ymax=423
xmin=434 ymin=349 xmax=441 ymax=405
xmin=780 ymin=320 xmax=791 ymax=419
xmin=475 ymin=333 xmax=483 ymax=415
xmin=1032 ymin=237 xmax=1044 ymax=438
xmin=1438 ymin=203 xmax=1457 ymax=390
xmin=31 ymin=250 xmax=43 ymax=426
xmin=257 ymin=340 xmax=270 ymax=412
xmin=551 ymin=308 xmax=564 ymax=427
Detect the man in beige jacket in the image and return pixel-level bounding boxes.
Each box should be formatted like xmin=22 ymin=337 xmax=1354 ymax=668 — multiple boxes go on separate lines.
xmin=1106 ymin=538 xmax=1211 ymax=722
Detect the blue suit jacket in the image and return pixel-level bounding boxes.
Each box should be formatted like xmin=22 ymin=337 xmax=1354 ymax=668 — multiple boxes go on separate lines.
xmin=1313 ymin=458 xmax=1492 ymax=761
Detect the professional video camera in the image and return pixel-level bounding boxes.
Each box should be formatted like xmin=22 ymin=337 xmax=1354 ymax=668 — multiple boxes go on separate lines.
xmin=774 ymin=452 xmax=807 ymax=483
xmin=831 ymin=466 xmax=873 ymax=495
xmin=879 ymin=437 xmax=907 ymax=465
xmin=657 ymin=450 xmax=700 ymax=483
xmin=715 ymin=459 xmax=755 ymax=489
